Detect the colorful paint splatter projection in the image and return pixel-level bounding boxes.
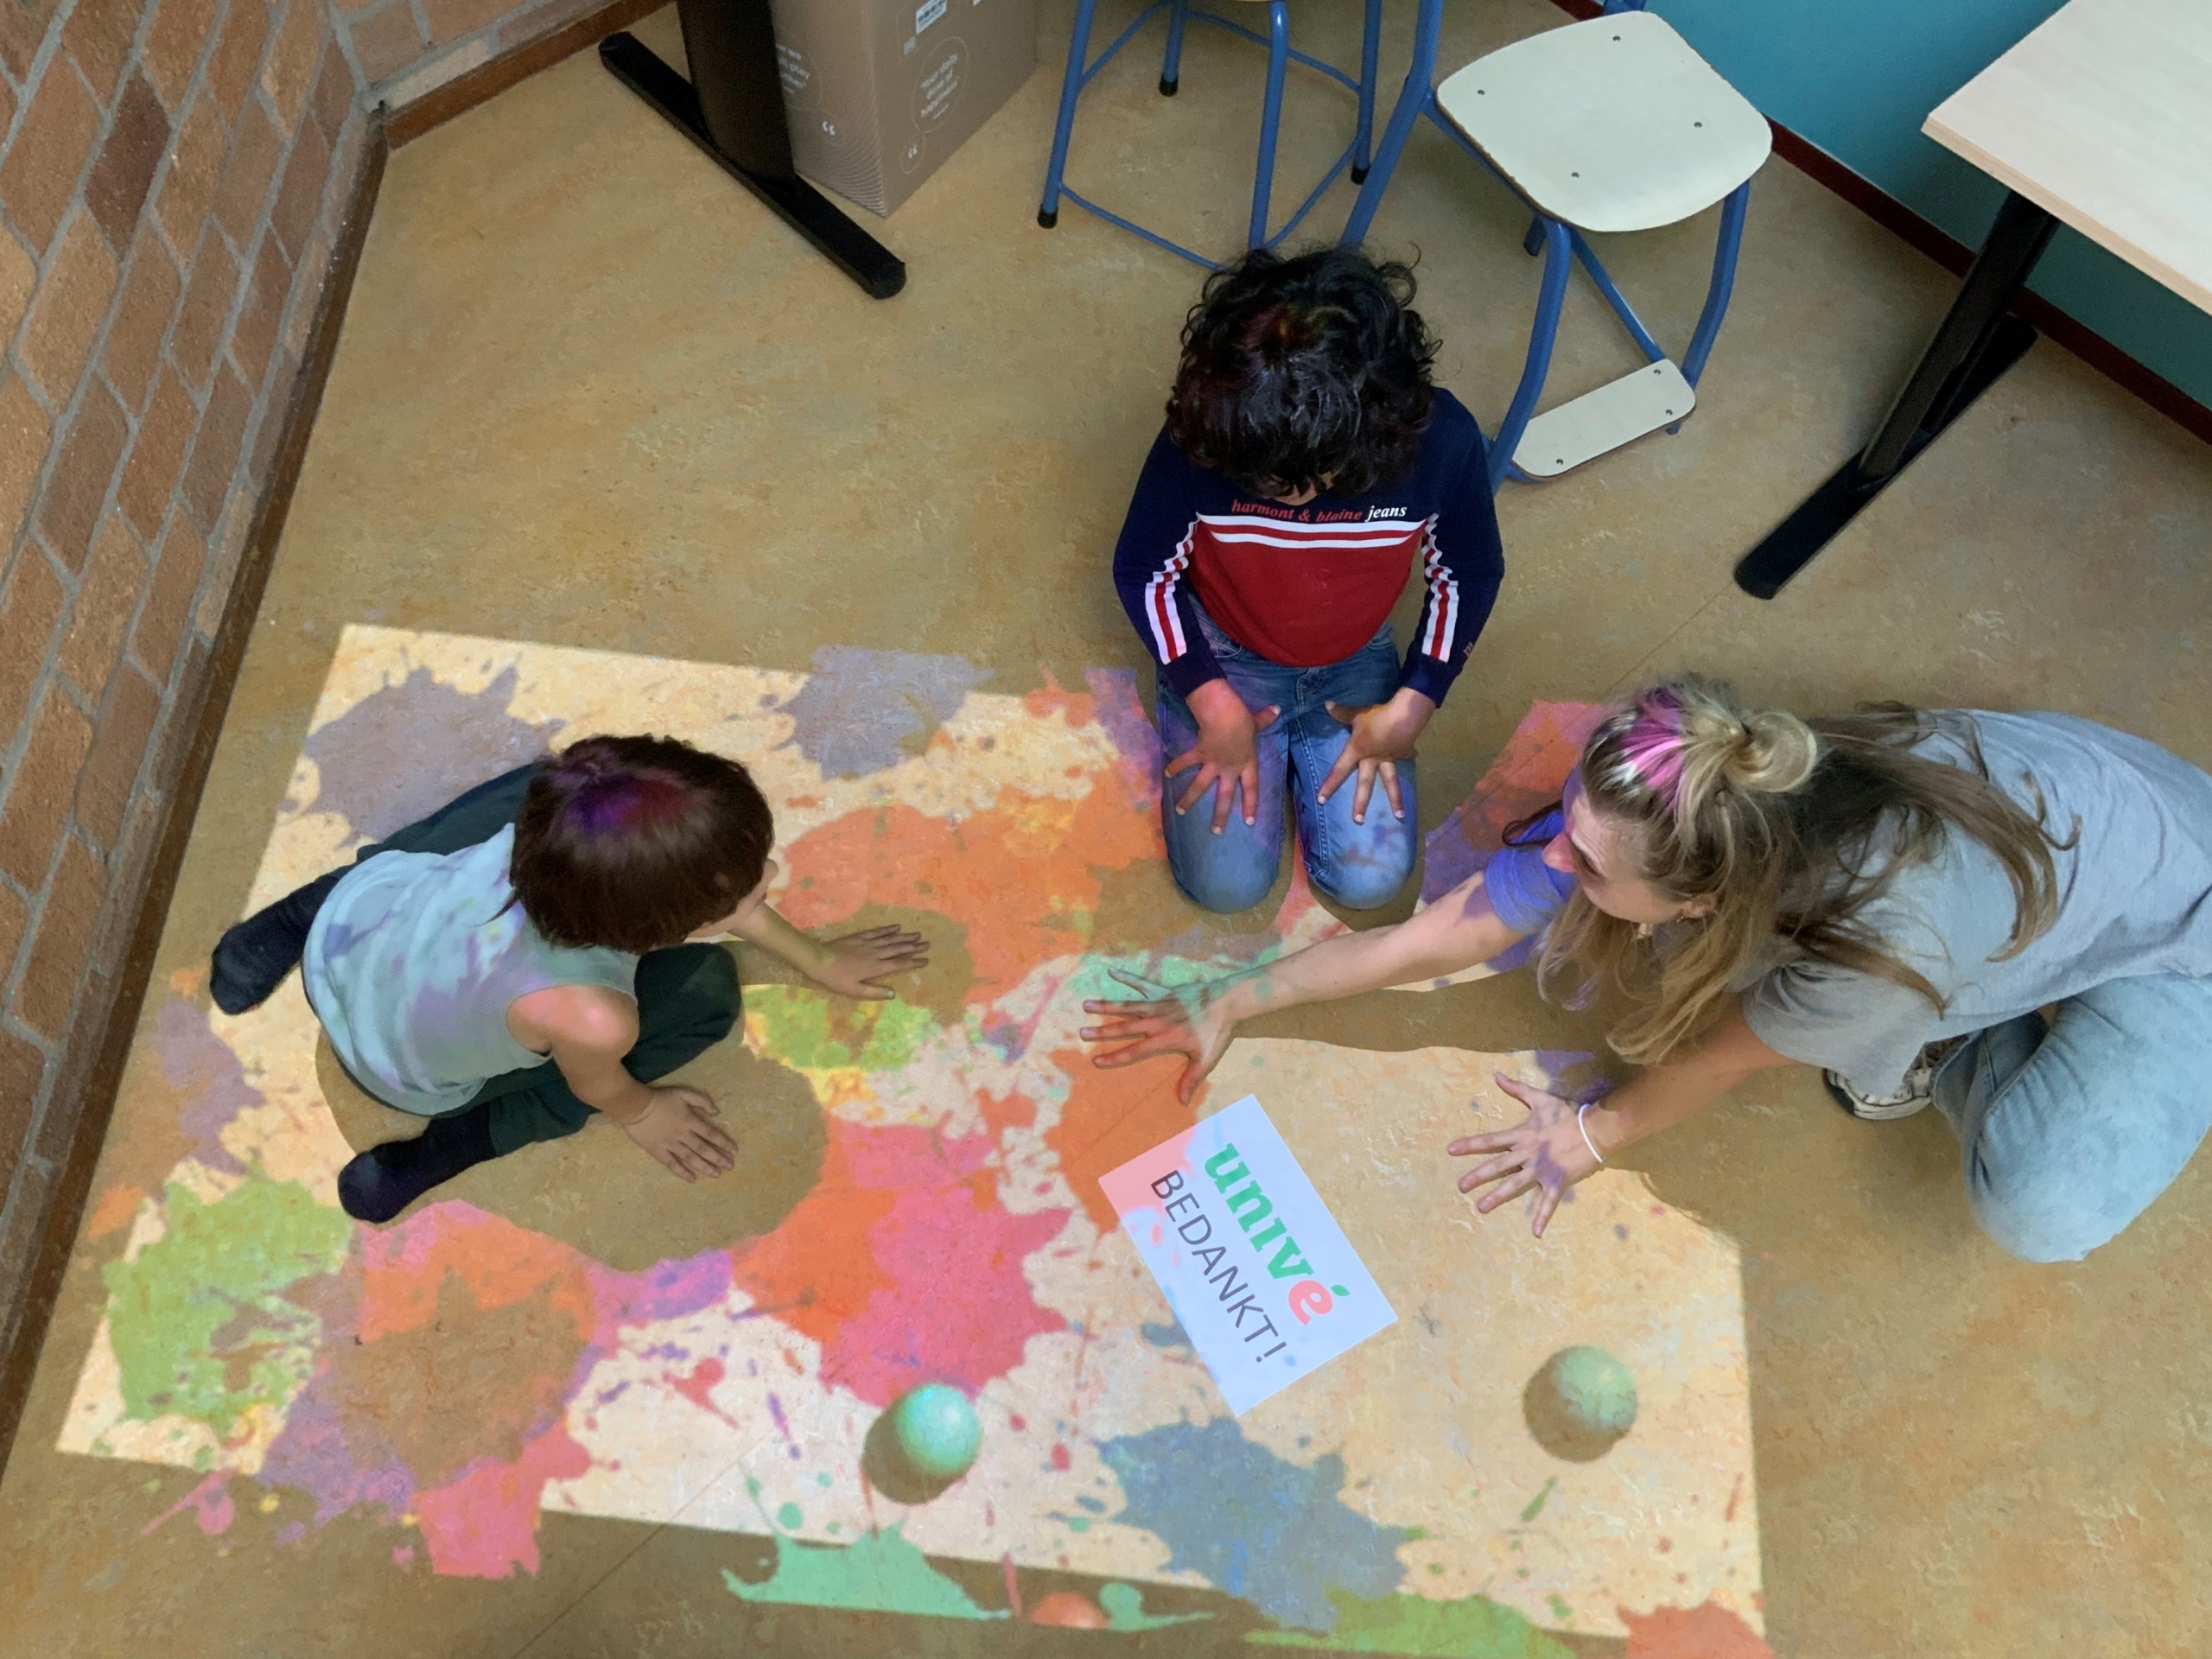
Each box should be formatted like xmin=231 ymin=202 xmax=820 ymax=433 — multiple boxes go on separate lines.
xmin=60 ymin=627 xmax=1767 ymax=1650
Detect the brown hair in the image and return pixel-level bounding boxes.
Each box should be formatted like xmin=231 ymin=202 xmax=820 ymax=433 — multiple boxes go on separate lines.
xmin=1535 ymin=677 xmax=2074 ymax=1064
xmin=511 ymin=734 xmax=772 ymax=954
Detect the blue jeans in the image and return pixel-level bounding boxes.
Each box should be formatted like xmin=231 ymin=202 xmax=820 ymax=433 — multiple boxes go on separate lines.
xmin=1934 ymin=973 xmax=2212 ymax=1262
xmin=1156 ymin=609 xmax=1417 ymax=913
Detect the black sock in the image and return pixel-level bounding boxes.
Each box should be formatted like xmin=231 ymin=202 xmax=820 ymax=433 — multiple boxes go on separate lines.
xmin=210 ymin=868 xmax=348 ymax=1015
xmin=337 ymin=1103 xmax=500 ymax=1224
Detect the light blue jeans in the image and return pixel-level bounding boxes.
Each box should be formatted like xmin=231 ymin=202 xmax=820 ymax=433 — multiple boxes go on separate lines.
xmin=1156 ymin=607 xmax=1418 ymax=913
xmin=1934 ymin=973 xmax=2212 ymax=1262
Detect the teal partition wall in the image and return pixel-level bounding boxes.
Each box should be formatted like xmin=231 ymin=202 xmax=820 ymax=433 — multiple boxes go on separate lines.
xmin=1654 ymin=0 xmax=2212 ymax=412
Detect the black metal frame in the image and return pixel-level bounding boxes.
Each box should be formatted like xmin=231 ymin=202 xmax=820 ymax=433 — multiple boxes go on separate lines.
xmin=599 ymin=0 xmax=905 ymax=302
xmin=1734 ymin=190 xmax=2059 ymax=599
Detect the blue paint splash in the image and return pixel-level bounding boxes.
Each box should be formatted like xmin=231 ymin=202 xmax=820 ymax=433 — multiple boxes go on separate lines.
xmin=778 ymin=647 xmax=986 ymax=778
xmin=301 ymin=664 xmax=562 ymax=842
xmin=1097 ymin=1418 xmax=1413 ymax=1632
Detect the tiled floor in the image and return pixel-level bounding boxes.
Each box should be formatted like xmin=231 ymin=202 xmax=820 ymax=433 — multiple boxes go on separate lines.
xmin=3 ymin=0 xmax=2211 ymax=1654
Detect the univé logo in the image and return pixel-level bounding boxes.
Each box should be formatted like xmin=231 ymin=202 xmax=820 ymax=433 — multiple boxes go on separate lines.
xmin=1174 ymin=1144 xmax=1354 ymax=1325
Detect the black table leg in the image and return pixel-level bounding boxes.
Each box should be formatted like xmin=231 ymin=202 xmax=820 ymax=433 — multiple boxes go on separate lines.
xmin=600 ymin=3 xmax=905 ymax=301
xmin=1734 ymin=190 xmax=2058 ymax=599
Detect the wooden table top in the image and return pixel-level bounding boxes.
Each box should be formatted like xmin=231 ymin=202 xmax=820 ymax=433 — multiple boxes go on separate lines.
xmin=1924 ymin=0 xmax=2212 ymax=315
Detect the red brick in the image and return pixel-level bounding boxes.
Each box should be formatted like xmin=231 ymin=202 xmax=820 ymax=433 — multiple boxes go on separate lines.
xmin=214 ymin=99 xmax=287 ymax=251
xmin=0 ymin=66 xmax=14 ymax=149
xmin=152 ymin=92 xmax=228 ymax=261
xmin=205 ymin=0 xmax=272 ymax=118
xmin=15 ymin=834 xmax=105 ymax=1039
xmin=20 ymin=210 xmax=121 ymax=405
xmin=35 ymin=378 xmax=130 ymax=574
xmin=0 ymin=880 xmax=27 ymax=985
xmin=57 ymin=514 xmax=149 ymax=702
xmin=74 ymin=663 xmax=160 ymax=850
xmin=169 ymin=226 xmax=241 ymax=393
xmin=311 ymin=39 xmax=358 ymax=143
xmin=228 ymin=232 xmax=291 ymax=393
xmin=269 ymin=117 xmax=328 ymax=264
xmin=0 ymin=374 xmax=52 ymax=561
xmin=347 ymin=1 xmax=428 ymax=83
xmin=0 ymin=220 xmax=31 ymax=333
xmin=181 ymin=362 xmax=252 ymax=533
xmin=0 ymin=688 xmax=94 ymax=893
xmin=0 ymin=0 xmax=63 ymax=83
xmin=0 ymin=60 xmax=102 ymax=255
xmin=143 ymin=0 xmax=221 ymax=114
xmin=262 ymin=0 xmax=327 ymax=130
xmin=99 ymin=231 xmax=183 ymax=415
xmin=65 ymin=0 xmax=142 ymax=105
xmin=117 ymin=367 xmax=194 ymax=539
xmin=130 ymin=512 xmax=205 ymax=686
xmin=0 ymin=1027 xmax=46 ymax=1167
xmin=0 ymin=547 xmax=67 ymax=750
xmin=423 ymin=0 xmax=512 ymax=48
xmin=86 ymin=73 xmax=173 ymax=256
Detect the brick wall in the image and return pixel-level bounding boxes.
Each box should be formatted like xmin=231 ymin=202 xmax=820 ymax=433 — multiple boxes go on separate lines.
xmin=334 ymin=0 xmax=621 ymax=111
xmin=0 ymin=0 xmax=598 ymax=1406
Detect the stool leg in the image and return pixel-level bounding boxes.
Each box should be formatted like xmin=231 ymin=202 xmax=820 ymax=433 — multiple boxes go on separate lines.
xmin=1521 ymin=215 xmax=1543 ymax=257
xmin=1160 ymin=0 xmax=1188 ymax=95
xmin=1342 ymin=0 xmax=1442 ymax=245
xmin=1680 ymin=180 xmax=1751 ymax=387
xmin=1491 ymin=217 xmax=1572 ymax=489
xmin=1351 ymin=0 xmax=1381 ymax=182
xmin=1249 ymin=1 xmax=1289 ymax=248
xmin=1039 ymin=0 xmax=1100 ymax=227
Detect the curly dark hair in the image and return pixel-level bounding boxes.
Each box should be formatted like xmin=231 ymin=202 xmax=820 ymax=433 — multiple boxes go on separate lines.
xmin=510 ymin=734 xmax=773 ymax=954
xmin=1164 ymin=245 xmax=1439 ymax=499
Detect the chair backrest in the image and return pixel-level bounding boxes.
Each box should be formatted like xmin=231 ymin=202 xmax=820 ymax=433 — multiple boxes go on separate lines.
xmin=1600 ymin=0 xmax=1651 ymax=12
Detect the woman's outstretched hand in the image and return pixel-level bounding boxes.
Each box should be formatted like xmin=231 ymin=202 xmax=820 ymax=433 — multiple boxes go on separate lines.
xmin=1079 ymin=969 xmax=1239 ymax=1103
xmin=1448 ymin=1072 xmax=1603 ymax=1237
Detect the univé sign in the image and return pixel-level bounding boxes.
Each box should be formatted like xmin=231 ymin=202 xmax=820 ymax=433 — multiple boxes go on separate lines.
xmin=1102 ymin=1096 xmax=1397 ymax=1414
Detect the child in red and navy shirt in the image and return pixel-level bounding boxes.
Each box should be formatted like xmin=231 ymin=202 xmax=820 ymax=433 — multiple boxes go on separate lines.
xmin=1111 ymin=247 xmax=1504 ymax=913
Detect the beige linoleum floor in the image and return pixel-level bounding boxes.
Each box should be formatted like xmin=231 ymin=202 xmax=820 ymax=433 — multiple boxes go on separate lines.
xmin=5 ymin=0 xmax=2212 ymax=1655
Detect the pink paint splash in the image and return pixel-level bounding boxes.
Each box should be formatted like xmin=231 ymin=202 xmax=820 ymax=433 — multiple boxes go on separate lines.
xmin=411 ymin=1425 xmax=594 ymax=1579
xmin=667 ymin=1357 xmax=744 ymax=1433
xmin=733 ymin=1121 xmax=1071 ymax=1407
xmin=142 ymin=1471 xmax=235 ymax=1537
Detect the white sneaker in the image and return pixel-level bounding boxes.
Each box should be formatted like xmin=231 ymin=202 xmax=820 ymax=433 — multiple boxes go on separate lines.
xmin=1824 ymin=1037 xmax=1967 ymax=1122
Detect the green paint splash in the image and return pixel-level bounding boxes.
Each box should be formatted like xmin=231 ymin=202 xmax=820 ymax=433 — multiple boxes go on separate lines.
xmin=1247 ymin=1589 xmax=1574 ymax=1656
xmin=101 ymin=1173 xmax=353 ymax=1437
xmin=747 ymin=985 xmax=938 ymax=1073
xmin=1519 ymin=1477 xmax=1557 ymax=1524
xmin=722 ymin=1525 xmax=1006 ymax=1619
xmin=1100 ymin=1581 xmax=1211 ymax=1630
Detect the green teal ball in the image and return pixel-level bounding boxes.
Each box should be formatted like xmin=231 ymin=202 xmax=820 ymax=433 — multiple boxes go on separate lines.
xmin=1524 ymin=1345 xmax=1637 ymax=1461
xmin=887 ymin=1384 xmax=982 ymax=1479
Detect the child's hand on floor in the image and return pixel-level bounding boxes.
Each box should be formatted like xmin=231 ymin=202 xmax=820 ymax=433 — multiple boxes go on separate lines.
xmin=804 ymin=925 xmax=931 ymax=1001
xmin=620 ymin=1085 xmax=739 ymax=1181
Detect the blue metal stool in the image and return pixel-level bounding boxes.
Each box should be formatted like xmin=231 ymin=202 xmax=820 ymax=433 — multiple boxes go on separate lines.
xmin=1039 ymin=0 xmax=1383 ymax=267
xmin=1342 ymin=0 xmax=1770 ymax=486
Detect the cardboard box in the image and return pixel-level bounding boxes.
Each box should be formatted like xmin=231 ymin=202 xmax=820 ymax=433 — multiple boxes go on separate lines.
xmin=769 ymin=0 xmax=1036 ymax=218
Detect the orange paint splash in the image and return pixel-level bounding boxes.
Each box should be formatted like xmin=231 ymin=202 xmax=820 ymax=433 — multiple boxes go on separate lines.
xmin=774 ymin=783 xmax=1160 ymax=1003
xmin=1620 ymin=1601 xmax=1773 ymax=1659
xmin=1045 ymin=1047 xmax=1202 ymax=1232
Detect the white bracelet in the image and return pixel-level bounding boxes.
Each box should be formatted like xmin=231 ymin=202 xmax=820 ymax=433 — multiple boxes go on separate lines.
xmin=1577 ymin=1101 xmax=1606 ymax=1166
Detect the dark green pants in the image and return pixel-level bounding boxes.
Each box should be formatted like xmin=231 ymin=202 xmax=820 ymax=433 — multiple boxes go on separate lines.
xmin=350 ymin=765 xmax=741 ymax=1156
